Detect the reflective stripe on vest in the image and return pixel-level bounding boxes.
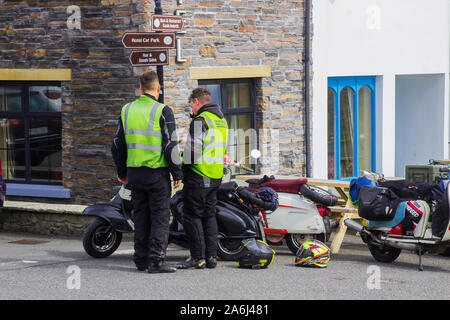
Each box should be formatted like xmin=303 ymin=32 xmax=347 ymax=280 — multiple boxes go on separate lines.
xmin=190 ymin=111 xmax=228 ymax=179
xmin=121 ymin=97 xmax=167 ymax=168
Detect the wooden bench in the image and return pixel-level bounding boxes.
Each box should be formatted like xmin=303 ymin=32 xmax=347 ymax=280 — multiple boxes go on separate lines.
xmin=306 ymin=178 xmax=361 ymax=254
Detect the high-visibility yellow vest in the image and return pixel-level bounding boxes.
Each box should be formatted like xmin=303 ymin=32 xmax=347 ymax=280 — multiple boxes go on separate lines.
xmin=189 ymin=111 xmax=228 ymax=179
xmin=121 ymin=95 xmax=167 ymax=168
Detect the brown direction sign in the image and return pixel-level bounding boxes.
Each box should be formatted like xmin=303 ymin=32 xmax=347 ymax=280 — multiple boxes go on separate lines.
xmin=151 ymin=15 xmax=184 ymax=32
xmin=121 ymin=32 xmax=176 ymax=49
xmin=129 ymin=50 xmax=169 ymax=66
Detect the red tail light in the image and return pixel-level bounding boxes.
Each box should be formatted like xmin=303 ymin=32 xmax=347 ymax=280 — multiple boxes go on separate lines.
xmin=0 ymin=158 xmax=2 ymax=176
xmin=8 ymin=119 xmax=23 ymax=127
xmin=316 ymin=205 xmax=330 ymax=217
xmin=44 ymin=90 xmax=61 ymax=99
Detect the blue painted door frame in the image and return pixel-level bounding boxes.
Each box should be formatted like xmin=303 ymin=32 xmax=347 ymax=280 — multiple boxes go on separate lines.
xmin=328 ymin=76 xmax=376 ymax=179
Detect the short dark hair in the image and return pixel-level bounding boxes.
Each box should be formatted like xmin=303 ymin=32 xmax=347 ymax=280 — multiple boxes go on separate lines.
xmin=189 ymin=88 xmax=211 ymax=104
xmin=140 ymin=71 xmax=159 ymax=91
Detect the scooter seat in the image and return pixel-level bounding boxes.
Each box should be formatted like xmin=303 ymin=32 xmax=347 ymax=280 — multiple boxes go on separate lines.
xmin=365 ymin=201 xmax=406 ymax=229
xmin=250 ymin=178 xmax=308 ymax=194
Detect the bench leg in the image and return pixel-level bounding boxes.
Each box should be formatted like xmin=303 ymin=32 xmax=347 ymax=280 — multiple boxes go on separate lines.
xmin=329 ymin=213 xmax=351 ymax=254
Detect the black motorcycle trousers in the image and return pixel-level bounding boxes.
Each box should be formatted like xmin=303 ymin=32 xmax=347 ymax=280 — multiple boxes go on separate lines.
xmin=182 ymin=186 xmax=219 ymax=260
xmin=130 ymin=176 xmax=171 ymax=268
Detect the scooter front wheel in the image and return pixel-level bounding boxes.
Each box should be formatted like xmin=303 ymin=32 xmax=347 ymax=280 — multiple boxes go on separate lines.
xmin=83 ymin=218 xmax=122 ymax=258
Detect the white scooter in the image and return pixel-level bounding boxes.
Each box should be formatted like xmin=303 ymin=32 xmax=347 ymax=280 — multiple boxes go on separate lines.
xmin=226 ymin=150 xmax=338 ymax=255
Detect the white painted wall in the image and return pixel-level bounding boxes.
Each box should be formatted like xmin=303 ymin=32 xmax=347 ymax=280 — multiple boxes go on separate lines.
xmin=395 ymin=74 xmax=446 ymax=176
xmin=312 ymin=0 xmax=450 ymax=179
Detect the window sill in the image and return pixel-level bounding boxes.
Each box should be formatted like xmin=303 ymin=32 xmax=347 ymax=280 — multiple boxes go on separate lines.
xmin=6 ymin=183 xmax=70 ymax=199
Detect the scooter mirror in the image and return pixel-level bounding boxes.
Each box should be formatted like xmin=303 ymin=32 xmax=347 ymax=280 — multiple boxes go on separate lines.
xmin=250 ymin=149 xmax=261 ymax=159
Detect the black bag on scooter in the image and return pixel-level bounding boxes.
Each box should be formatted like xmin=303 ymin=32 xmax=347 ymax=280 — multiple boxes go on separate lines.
xmin=378 ymin=180 xmax=434 ymax=201
xmin=358 ymin=186 xmax=400 ymax=221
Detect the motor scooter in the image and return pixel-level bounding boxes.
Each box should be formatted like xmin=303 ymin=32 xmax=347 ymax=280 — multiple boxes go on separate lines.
xmin=81 ymin=160 xmax=274 ymax=261
xmin=244 ymin=175 xmax=338 ymax=255
xmin=344 ymin=181 xmax=450 ymax=271
xmin=223 ymin=150 xmax=339 ymax=255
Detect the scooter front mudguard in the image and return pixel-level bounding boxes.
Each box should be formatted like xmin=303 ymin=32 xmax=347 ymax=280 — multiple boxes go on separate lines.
xmin=83 ymin=204 xmax=133 ymax=233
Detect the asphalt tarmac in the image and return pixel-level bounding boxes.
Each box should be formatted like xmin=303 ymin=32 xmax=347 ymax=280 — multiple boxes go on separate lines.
xmin=0 ymin=231 xmax=449 ymax=301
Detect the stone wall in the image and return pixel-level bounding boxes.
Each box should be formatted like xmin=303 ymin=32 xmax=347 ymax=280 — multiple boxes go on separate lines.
xmin=0 ymin=0 xmax=308 ymax=205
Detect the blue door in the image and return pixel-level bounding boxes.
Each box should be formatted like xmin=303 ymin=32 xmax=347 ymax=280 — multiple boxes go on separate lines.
xmin=328 ymin=76 xmax=376 ymax=179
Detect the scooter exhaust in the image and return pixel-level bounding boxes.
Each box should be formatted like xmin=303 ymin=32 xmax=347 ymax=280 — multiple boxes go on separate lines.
xmin=344 ymin=219 xmax=364 ymax=233
xmin=344 ymin=219 xmax=421 ymax=251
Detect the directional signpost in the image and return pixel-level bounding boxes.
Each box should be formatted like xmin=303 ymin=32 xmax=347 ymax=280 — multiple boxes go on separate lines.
xmin=121 ymin=32 xmax=176 ymax=50
xmin=121 ymin=4 xmax=185 ymax=103
xmin=129 ymin=50 xmax=169 ymax=66
xmin=151 ymin=14 xmax=184 ymax=32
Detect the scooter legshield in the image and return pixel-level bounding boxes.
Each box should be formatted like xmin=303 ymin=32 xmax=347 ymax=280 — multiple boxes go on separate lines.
xmin=216 ymin=200 xmax=258 ymax=238
xmin=82 ymin=204 xmax=133 ymax=233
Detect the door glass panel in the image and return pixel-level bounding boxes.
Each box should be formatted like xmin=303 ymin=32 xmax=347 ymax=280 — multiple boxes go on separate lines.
xmin=340 ymin=87 xmax=354 ymax=177
xmin=327 ymin=88 xmax=336 ymax=179
xmin=358 ymin=86 xmax=372 ymax=173
xmin=0 ymin=118 xmax=26 ymax=181
xmin=29 ymin=118 xmax=62 ymax=183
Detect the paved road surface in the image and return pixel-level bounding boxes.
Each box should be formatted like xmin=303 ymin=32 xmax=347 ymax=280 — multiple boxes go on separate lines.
xmin=0 ymin=231 xmax=449 ymax=301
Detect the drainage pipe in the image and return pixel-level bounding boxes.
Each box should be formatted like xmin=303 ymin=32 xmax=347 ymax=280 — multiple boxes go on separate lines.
xmin=304 ymin=0 xmax=312 ymax=177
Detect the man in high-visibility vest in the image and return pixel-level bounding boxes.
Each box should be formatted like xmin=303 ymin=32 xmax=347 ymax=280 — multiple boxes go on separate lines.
xmin=112 ymin=71 xmax=182 ymax=273
xmin=177 ymin=88 xmax=228 ymax=269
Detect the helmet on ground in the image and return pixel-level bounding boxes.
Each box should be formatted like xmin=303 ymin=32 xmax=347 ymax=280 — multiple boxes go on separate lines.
xmin=237 ymin=239 xmax=275 ymax=269
xmin=295 ymin=240 xmax=330 ymax=268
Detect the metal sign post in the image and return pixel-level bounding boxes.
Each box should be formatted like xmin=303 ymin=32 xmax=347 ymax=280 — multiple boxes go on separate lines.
xmin=155 ymin=0 xmax=164 ymax=103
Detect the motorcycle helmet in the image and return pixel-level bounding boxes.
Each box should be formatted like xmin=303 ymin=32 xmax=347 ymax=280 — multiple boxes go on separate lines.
xmin=295 ymin=240 xmax=330 ymax=268
xmin=237 ymin=239 xmax=275 ymax=269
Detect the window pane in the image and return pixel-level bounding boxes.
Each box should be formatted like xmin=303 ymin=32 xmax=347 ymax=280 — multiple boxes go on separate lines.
xmin=359 ymin=86 xmax=373 ymax=172
xmin=0 ymin=86 xmax=22 ymax=112
xmin=340 ymin=87 xmax=354 ymax=178
xmin=327 ymin=88 xmax=336 ymax=179
xmin=29 ymin=86 xmax=61 ymax=112
xmin=199 ymin=84 xmax=221 ymax=106
xmin=225 ymin=114 xmax=254 ymax=174
xmin=0 ymin=118 xmax=26 ymax=181
xmin=226 ymin=83 xmax=251 ymax=109
xmin=29 ymin=118 xmax=62 ymax=183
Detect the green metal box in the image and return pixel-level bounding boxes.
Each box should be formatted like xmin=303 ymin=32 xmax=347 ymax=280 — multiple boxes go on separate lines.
xmin=405 ymin=164 xmax=448 ymax=183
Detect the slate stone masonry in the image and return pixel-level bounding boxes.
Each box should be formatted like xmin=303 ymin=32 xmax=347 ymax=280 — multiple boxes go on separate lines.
xmin=0 ymin=0 xmax=310 ymax=205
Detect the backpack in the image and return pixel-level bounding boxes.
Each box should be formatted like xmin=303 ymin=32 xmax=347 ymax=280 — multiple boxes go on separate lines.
xmin=358 ymin=186 xmax=400 ymax=221
xmin=349 ymin=177 xmax=378 ymax=207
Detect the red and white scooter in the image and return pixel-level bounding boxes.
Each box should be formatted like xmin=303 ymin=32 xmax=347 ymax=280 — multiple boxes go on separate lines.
xmin=225 ymin=151 xmax=338 ymax=254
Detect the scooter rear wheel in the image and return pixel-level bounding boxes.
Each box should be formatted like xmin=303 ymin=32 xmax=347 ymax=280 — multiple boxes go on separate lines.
xmin=83 ymin=218 xmax=122 ymax=258
xmin=367 ymin=243 xmax=401 ymax=263
xmin=217 ymin=238 xmax=245 ymax=261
